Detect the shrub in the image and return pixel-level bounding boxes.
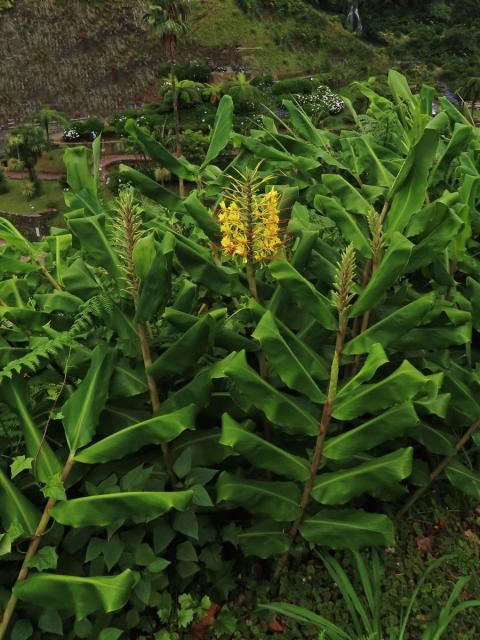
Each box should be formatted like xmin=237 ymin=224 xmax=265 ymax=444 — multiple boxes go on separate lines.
xmin=222 ymin=73 xmax=262 ymax=113
xmin=272 ymin=77 xmax=315 ymax=96
xmin=21 ymin=180 xmax=35 ymax=200
xmin=180 ymin=128 xmax=212 ymax=160
xmin=0 ymin=168 xmax=9 ymax=194
xmin=6 ymin=158 xmax=25 ymax=171
xmin=63 ymin=128 xmax=81 ymax=142
xmin=176 ymin=62 xmax=211 ymax=83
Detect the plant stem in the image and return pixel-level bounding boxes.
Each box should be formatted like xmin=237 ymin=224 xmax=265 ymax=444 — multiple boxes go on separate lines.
xmin=274 ymin=310 xmax=348 ymax=581
xmin=397 ymin=417 xmax=480 ymax=518
xmin=0 ymin=455 xmax=75 ymax=640
xmin=171 ymin=64 xmax=184 ymax=199
xmin=35 ymin=257 xmax=62 ymax=291
xmin=137 ymin=321 xmax=176 ymax=486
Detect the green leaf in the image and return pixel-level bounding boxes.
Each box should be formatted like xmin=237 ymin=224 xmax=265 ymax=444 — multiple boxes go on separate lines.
xmin=410 ymin=423 xmax=456 ymax=456
xmin=282 ymin=99 xmax=329 ymax=147
xmin=252 ymin=311 xmax=325 ymax=403
xmin=268 ymin=259 xmax=336 ymax=330
xmin=260 ymin=603 xmax=350 ymax=640
xmin=98 ymin=629 xmax=123 ymax=640
xmin=312 ymin=448 xmax=413 ymax=505
xmin=10 ymin=455 xmax=33 ymax=479
xmin=300 ymin=509 xmax=395 ymax=549
xmin=25 ymin=546 xmax=58 ymax=572
xmin=11 ymin=620 xmax=33 ymax=640
xmin=133 ymin=233 xmax=156 ymax=281
xmin=76 ymin=405 xmax=196 ymax=464
xmin=39 ymin=610 xmax=63 ymax=636
xmin=215 ymin=351 xmax=319 ymax=436
xmin=322 ymin=174 xmax=372 ymax=215
xmin=237 ymin=521 xmax=291 ymax=559
xmin=62 ymin=346 xmax=116 ymax=453
xmin=125 ymin=120 xmax=197 ymax=180
xmin=50 ymin=491 xmax=193 ymax=527
xmin=67 ymin=214 xmax=122 ymax=283
xmin=216 ymin=471 xmax=301 ymax=522
xmin=324 ymin=402 xmax=419 ymax=460
xmin=41 ymin=472 xmax=67 ymax=502
xmin=135 ymin=248 xmax=171 ymax=323
xmin=344 ymin=294 xmax=435 ymax=355
xmin=333 ymin=360 xmax=434 ymax=421
xmin=386 ymin=112 xmax=449 ymax=235
xmin=405 ymin=210 xmax=464 ymax=273
xmin=119 ymin=164 xmax=183 ymax=209
xmin=0 ymin=466 xmax=39 ymax=535
xmin=201 ymin=95 xmax=233 ymax=168
xmin=183 ymin=191 xmax=220 ymax=240
xmin=13 ymin=570 xmax=138 ymax=620
xmin=64 ymin=146 xmax=97 ymax=198
xmin=1 ymin=377 xmax=61 ymax=482
xmin=350 ymin=232 xmax=413 ymax=317
xmin=315 ymin=195 xmax=372 ymax=257
xmin=148 ymin=314 xmax=216 ymax=378
xmin=220 ymin=414 xmax=310 ymax=481
xmin=445 ymin=461 xmax=480 ymax=500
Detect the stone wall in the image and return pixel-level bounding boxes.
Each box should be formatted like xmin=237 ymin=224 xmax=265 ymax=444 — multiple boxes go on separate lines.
xmin=0 ymin=209 xmax=57 ymax=240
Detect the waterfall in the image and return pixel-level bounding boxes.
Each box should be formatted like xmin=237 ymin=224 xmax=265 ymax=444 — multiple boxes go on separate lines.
xmin=346 ymin=1 xmax=363 ymax=35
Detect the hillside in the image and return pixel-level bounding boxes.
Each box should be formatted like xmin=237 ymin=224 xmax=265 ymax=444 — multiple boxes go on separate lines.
xmin=0 ymin=0 xmax=388 ymax=123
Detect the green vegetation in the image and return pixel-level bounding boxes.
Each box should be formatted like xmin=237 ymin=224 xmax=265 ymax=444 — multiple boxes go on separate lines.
xmin=0 ymin=179 xmax=66 ymax=214
xmin=1 ymin=72 xmax=480 ymax=639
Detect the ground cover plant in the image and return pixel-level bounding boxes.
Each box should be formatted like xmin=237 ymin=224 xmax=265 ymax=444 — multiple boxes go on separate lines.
xmin=1 ymin=71 xmax=480 ymax=638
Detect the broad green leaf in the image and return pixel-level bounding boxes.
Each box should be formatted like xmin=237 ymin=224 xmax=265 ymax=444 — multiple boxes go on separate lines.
xmin=149 ymin=314 xmax=215 ymax=378
xmin=260 ymin=603 xmax=350 ymax=640
xmin=338 ymin=343 xmax=388 ymax=398
xmin=201 ymin=95 xmax=233 ymax=168
xmin=62 ymin=346 xmax=116 ymax=453
xmin=183 ymin=191 xmax=220 ymax=240
xmin=282 ymin=99 xmax=329 ymax=147
xmin=216 ymin=471 xmax=301 ymax=522
xmin=0 ymin=466 xmax=39 ymax=535
xmin=119 ymin=164 xmax=183 ymax=209
xmin=252 ymin=311 xmax=325 ymax=403
xmin=312 ymin=448 xmax=413 ymax=505
xmin=405 ymin=210 xmax=463 ymax=273
xmin=392 ymin=324 xmax=472 ymax=350
xmin=174 ymin=238 xmax=243 ymax=296
xmin=388 ymin=69 xmax=416 ymax=115
xmin=13 ymin=570 xmax=138 ymax=620
xmin=50 ymin=491 xmax=193 ymax=527
xmin=237 ymin=521 xmax=291 ymax=559
xmin=236 ymin=135 xmax=292 ymax=162
xmin=315 ymin=195 xmax=371 ymax=257
xmin=135 ymin=248 xmax=171 ymax=324
xmin=344 ymin=294 xmax=435 ymax=355
xmin=75 ymin=405 xmax=196 ymax=464
xmin=334 ymin=360 xmax=434 ymax=421
xmin=386 ymin=112 xmax=449 ymax=235
xmin=410 ymin=424 xmax=456 ymax=456
xmin=1 ymin=377 xmax=61 ymax=482
xmin=111 ymin=362 xmax=148 ymax=398
xmin=322 ymin=174 xmax=372 ymax=215
xmin=125 ymin=120 xmax=197 ymax=180
xmin=324 ymin=402 xmax=419 ymax=460
xmin=350 ymin=232 xmax=413 ymax=317
xmin=300 ymin=509 xmax=394 ymax=549
xmin=64 ymin=146 xmax=97 ymax=197
xmin=268 ymin=259 xmax=336 ymax=330
xmin=220 ymin=414 xmax=309 ymax=481
xmin=132 ymin=233 xmax=156 ymax=281
xmin=67 ymin=214 xmax=122 ymax=283
xmin=445 ymin=461 xmax=480 ymax=500
xmin=215 ymin=351 xmax=319 ymax=436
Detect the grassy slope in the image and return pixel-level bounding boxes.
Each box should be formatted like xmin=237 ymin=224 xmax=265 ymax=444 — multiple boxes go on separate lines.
xmin=0 ymin=179 xmax=67 ymax=215
xmin=0 ymin=0 xmax=388 ymax=122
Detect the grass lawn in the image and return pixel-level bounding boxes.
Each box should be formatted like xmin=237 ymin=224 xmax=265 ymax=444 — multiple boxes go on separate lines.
xmin=0 ymin=179 xmax=67 ymax=215
xmin=36 ymin=148 xmax=66 ymax=173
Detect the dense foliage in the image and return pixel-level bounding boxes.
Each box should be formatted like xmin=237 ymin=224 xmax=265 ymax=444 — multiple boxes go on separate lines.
xmin=1 ymin=72 xmax=480 ymax=638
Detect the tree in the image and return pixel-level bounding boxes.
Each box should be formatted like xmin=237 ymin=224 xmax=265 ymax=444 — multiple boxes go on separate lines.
xmin=144 ymin=1 xmax=191 ymax=196
xmin=39 ymin=107 xmax=71 ymax=142
xmin=458 ymin=77 xmax=480 ymax=123
xmin=6 ymin=125 xmax=46 ymax=195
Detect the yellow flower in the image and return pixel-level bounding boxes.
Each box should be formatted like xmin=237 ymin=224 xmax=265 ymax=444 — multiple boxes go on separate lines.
xmin=216 ymin=185 xmax=282 ymax=264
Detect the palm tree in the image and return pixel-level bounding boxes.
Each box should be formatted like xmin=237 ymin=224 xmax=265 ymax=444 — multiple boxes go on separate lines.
xmin=458 ymin=77 xmax=480 ymax=123
xmin=39 ymin=107 xmax=71 ymax=142
xmin=144 ymin=1 xmax=191 ymax=196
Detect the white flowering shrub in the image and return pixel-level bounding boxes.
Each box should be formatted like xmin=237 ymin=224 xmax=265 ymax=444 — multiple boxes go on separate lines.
xmin=292 ymin=84 xmax=345 ymax=116
xmin=63 ymin=129 xmax=81 ymax=142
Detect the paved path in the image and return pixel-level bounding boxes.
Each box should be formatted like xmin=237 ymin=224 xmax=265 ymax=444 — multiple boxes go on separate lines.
xmin=4 ymin=154 xmax=146 ymax=183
